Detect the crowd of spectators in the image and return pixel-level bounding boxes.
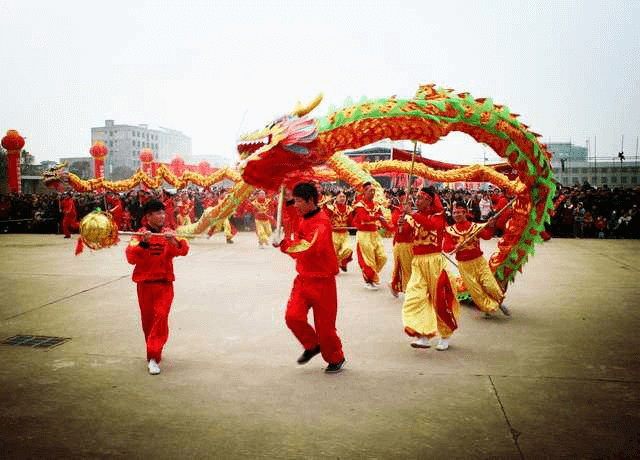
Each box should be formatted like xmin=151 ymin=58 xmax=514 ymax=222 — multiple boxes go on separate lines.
xmin=1 ymin=182 xmax=639 ymax=239
xmin=548 ymin=183 xmax=640 ymax=239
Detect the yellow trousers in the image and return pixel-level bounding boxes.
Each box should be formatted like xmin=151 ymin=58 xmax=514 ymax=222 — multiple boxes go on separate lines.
xmin=402 ymin=253 xmax=460 ymax=339
xmin=356 ymin=230 xmax=387 ymax=284
xmin=223 ymin=218 xmax=234 ymax=240
xmin=332 ymin=232 xmax=353 ymax=268
xmin=459 ymin=256 xmax=504 ymax=313
xmin=391 ymin=242 xmax=413 ymax=293
xmin=255 ymin=219 xmax=272 ymax=245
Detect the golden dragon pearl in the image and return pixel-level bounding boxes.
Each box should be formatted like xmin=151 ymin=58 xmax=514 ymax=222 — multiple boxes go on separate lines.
xmin=79 ymin=211 xmax=119 ymax=250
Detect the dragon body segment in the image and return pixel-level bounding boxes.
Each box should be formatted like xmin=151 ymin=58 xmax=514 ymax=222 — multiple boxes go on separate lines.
xmin=235 ymin=83 xmax=556 ymax=289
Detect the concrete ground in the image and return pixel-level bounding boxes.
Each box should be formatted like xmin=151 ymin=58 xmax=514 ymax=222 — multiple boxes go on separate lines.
xmin=0 ymin=232 xmax=639 ymax=459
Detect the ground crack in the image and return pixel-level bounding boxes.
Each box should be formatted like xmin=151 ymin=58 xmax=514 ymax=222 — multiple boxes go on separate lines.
xmin=2 ymin=275 xmax=129 ymax=321
xmin=489 ymin=375 xmax=525 ymax=459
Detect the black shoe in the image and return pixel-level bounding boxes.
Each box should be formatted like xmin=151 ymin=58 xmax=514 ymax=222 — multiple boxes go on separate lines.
xmin=297 ymin=345 xmax=321 ymax=365
xmin=226 ymin=239 xmax=234 ymax=244
xmin=325 ymin=358 xmax=346 ymax=374
xmin=340 ymin=266 xmax=347 ymax=272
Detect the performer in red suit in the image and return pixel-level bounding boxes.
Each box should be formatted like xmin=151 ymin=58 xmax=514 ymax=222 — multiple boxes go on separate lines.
xmin=60 ymin=193 xmax=78 ymax=238
xmin=162 ymin=191 xmax=177 ymax=230
xmin=282 ymin=187 xmax=301 ymax=242
xmin=352 ymin=182 xmax=392 ymax=289
xmin=125 ymin=200 xmax=189 ymax=375
xmin=272 ymin=182 xmax=346 ymax=374
xmin=106 ymin=192 xmax=123 ymax=229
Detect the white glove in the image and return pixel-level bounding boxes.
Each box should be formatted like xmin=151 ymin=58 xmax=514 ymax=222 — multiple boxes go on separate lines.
xmin=271 ymin=227 xmax=285 ymax=246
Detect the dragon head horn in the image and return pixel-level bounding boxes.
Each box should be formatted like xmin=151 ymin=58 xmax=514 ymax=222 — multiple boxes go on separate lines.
xmin=58 ymin=161 xmax=68 ymax=169
xmin=293 ymin=93 xmax=324 ymax=117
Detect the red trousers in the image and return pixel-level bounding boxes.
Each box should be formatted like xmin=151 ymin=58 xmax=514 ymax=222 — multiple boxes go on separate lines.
xmin=136 ymin=281 xmax=174 ymax=362
xmin=285 ymin=276 xmax=344 ymax=364
xmin=62 ymin=215 xmax=78 ymax=237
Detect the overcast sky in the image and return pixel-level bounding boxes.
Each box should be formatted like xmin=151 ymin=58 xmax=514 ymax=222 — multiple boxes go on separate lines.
xmin=1 ymin=0 xmax=638 ymax=166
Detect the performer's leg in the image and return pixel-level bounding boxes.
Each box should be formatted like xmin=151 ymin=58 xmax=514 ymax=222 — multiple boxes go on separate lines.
xmin=256 ymin=220 xmax=271 ymax=245
xmin=137 ymin=283 xmax=154 ymax=341
xmin=391 ymin=242 xmax=413 ymax=293
xmin=459 ymin=259 xmax=499 ymax=313
xmin=356 ymin=231 xmax=379 ymax=284
xmin=284 ymin=276 xmax=318 ymax=350
xmin=309 ymin=277 xmax=344 ymax=364
xmin=373 ymin=234 xmax=388 ymax=275
xmin=63 ymin=217 xmax=71 ymax=237
xmin=145 ymin=283 xmax=174 ymax=363
xmin=402 ymin=257 xmax=438 ymax=338
xmin=224 ymin=218 xmax=233 ymax=240
xmin=333 ymin=232 xmax=352 ymax=270
xmin=391 ymin=243 xmax=402 ymax=294
xmin=255 ymin=220 xmax=264 ymax=244
xmin=428 ymin=256 xmax=460 ymax=339
xmin=477 ymin=257 xmax=504 ymax=305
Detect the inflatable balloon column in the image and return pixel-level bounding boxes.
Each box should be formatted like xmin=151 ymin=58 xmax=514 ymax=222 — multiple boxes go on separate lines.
xmin=1 ymin=130 xmax=25 ymax=193
xmin=140 ymin=148 xmax=154 ymax=190
xmin=170 ymin=154 xmax=185 ymax=176
xmin=198 ymin=160 xmax=210 ymax=176
xmin=90 ymin=141 xmax=108 ymax=179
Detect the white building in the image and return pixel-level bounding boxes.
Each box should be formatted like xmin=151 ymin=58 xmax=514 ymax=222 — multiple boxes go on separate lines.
xmin=547 ymin=142 xmax=639 ymax=188
xmin=91 ymin=120 xmax=192 ymax=178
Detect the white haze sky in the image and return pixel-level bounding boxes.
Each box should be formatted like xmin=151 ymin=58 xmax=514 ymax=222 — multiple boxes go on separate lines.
xmin=1 ymin=0 xmax=639 ymax=165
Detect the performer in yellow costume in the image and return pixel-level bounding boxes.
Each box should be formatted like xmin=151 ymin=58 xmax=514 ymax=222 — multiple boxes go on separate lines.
xmin=324 ymin=190 xmax=353 ymax=272
xmin=251 ymin=190 xmax=273 ymax=248
xmin=399 ymin=187 xmax=460 ymax=351
xmin=390 ymin=190 xmax=414 ymax=297
xmin=443 ymin=201 xmax=510 ymax=317
xmin=352 ymin=182 xmax=392 ymax=290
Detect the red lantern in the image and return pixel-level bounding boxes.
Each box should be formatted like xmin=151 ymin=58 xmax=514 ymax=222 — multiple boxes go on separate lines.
xmin=89 ymin=141 xmax=109 ymax=179
xmin=140 ymin=148 xmax=154 ymax=173
xmin=2 ymin=130 xmax=25 ymax=193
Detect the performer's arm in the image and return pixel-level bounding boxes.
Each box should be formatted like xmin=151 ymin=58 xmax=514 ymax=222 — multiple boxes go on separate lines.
xmin=410 ymin=211 xmax=446 ymax=230
xmin=125 ymin=236 xmax=147 ymax=265
xmin=442 ymin=229 xmax=457 ymax=253
xmin=478 ymin=221 xmax=496 ymax=240
xmin=279 ymin=223 xmax=327 ymax=259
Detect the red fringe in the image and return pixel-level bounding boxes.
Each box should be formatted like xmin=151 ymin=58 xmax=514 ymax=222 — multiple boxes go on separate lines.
xmin=75 ymin=238 xmax=84 ymax=255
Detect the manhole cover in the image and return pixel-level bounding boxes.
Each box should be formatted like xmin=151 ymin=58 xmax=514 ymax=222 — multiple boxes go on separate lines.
xmin=1 ymin=335 xmax=71 ymax=349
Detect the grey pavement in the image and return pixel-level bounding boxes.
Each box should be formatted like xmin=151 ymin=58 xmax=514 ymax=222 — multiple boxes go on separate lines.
xmin=0 ymin=232 xmax=639 ymax=459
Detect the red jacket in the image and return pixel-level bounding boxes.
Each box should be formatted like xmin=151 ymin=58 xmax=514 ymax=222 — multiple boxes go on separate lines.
xmin=404 ymin=196 xmax=446 ymax=255
xmin=443 ymin=221 xmax=494 ymax=261
xmin=352 ymin=199 xmax=391 ymax=232
xmin=61 ymin=197 xmax=76 ymax=217
xmin=392 ymin=207 xmax=414 ymax=244
xmin=125 ymin=226 xmax=189 ymax=282
xmin=280 ymin=208 xmax=338 ymax=278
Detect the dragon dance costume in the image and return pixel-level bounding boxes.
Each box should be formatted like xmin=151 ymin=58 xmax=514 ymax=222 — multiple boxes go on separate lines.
xmin=251 ymin=197 xmax=273 ymax=246
xmin=352 ymin=198 xmax=390 ymax=284
xmin=390 ymin=204 xmax=414 ymax=294
xmin=443 ymin=221 xmax=504 ymax=313
xmin=324 ymin=201 xmax=354 ymax=271
xmin=176 ymin=198 xmax=193 ymax=226
xmin=401 ymin=195 xmax=460 ymax=340
xmin=125 ymin=226 xmax=189 ymax=363
xmin=280 ymin=208 xmax=344 ymax=365
xmin=61 ymin=196 xmax=78 ymax=238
